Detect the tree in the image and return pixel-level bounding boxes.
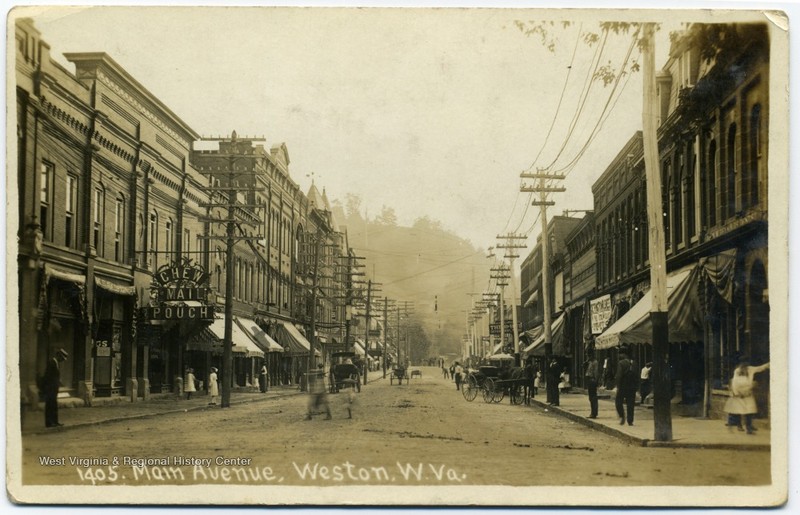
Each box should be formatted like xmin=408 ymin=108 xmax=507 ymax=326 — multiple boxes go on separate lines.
xmin=375 ymin=205 xmax=398 ymax=226
xmin=345 ymin=193 xmax=363 ymax=220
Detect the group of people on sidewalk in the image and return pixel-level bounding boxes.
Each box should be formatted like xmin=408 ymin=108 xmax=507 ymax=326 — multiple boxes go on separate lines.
xmin=583 ymin=350 xmax=769 ymax=432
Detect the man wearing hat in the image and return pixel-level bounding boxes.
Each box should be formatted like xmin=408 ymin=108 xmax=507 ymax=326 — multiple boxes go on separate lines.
xmin=42 ymin=348 xmax=68 ymax=427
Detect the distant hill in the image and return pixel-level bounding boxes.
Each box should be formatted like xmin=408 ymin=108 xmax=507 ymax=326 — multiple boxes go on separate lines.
xmin=332 ymin=197 xmax=489 ymax=359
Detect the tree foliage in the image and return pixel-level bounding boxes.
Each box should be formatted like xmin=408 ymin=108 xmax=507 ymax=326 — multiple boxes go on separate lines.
xmin=375 ymin=205 xmax=398 ymax=226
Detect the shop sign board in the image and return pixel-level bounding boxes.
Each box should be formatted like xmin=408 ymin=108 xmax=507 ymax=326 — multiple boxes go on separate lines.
xmin=156 ymin=287 xmax=209 ymax=302
xmin=154 ymin=261 xmax=209 ymax=287
xmin=590 ymin=294 xmax=613 ymax=334
xmin=147 ymin=260 xmax=213 ymax=322
xmin=142 ymin=305 xmax=215 ymax=321
xmin=489 ymin=320 xmax=521 ymax=336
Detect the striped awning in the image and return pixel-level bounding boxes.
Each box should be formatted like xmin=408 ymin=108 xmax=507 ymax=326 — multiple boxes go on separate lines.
xmin=207 ymin=317 xmax=264 ymax=358
xmin=236 ymin=317 xmax=283 ymax=353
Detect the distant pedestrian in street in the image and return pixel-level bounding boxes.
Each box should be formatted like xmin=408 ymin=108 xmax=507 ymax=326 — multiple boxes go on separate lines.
xmin=306 ymin=364 xmax=332 ymax=420
xmin=454 ymin=362 xmax=464 ymax=390
xmin=260 ymin=364 xmax=269 ymax=393
xmin=208 ymin=367 xmax=219 ymax=405
xmin=640 ymin=362 xmax=653 ymax=404
xmin=41 ymin=348 xmax=68 ymax=428
xmin=534 ymin=370 xmax=542 ymax=396
xmin=584 ymin=353 xmax=601 ymax=419
xmin=185 ymin=368 xmax=197 ymax=400
xmin=614 ymin=351 xmax=639 ymax=426
xmin=442 ymin=366 xmax=449 ymax=380
xmin=546 ymin=359 xmax=560 ymax=406
xmin=724 ymin=357 xmax=770 ymax=434
xmin=449 ymin=364 xmax=455 ymax=381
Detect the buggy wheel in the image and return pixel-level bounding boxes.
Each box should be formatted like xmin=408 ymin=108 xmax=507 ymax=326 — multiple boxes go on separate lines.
xmin=510 ymin=384 xmax=525 ymax=405
xmin=492 ymin=385 xmax=505 ymax=403
xmin=482 ymin=378 xmax=495 ymax=403
xmin=462 ymin=380 xmax=478 ymax=401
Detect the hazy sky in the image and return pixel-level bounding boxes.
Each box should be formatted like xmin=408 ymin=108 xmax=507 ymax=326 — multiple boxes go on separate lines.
xmin=22 ymin=6 xmax=759 ymax=250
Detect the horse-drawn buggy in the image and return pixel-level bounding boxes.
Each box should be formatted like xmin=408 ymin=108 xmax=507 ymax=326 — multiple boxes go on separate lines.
xmin=390 ymin=365 xmax=407 ymax=385
xmin=461 ymin=354 xmax=527 ymax=405
xmin=329 ymin=351 xmax=361 ymax=393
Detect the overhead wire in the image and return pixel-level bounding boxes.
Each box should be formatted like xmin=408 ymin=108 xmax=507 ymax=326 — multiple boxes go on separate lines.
xmin=505 ymin=23 xmax=585 ymax=236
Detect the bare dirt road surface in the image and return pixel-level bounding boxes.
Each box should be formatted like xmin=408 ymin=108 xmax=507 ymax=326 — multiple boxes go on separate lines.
xmin=19 ymin=367 xmax=769 ymax=488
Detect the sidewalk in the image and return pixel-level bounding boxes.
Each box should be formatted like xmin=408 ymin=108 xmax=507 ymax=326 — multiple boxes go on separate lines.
xmin=20 ymin=385 xmax=302 ymax=436
xmin=529 ymin=389 xmax=770 ymax=451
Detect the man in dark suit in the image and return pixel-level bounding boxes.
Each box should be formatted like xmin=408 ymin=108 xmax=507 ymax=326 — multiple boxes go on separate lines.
xmin=615 ymin=351 xmax=639 ymax=426
xmin=42 ymin=348 xmax=68 ymax=428
xmin=584 ymin=352 xmax=601 ymax=419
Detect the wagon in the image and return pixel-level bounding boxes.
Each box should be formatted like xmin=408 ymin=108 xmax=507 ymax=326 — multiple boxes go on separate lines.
xmin=462 ymin=356 xmax=526 ymax=405
xmin=329 ymin=351 xmax=361 ymax=393
xmin=390 ymin=366 xmax=407 ymax=385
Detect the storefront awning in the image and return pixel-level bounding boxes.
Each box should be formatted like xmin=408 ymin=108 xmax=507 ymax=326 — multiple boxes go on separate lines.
xmin=44 ymin=263 xmax=86 ymax=284
xmin=275 ymin=322 xmax=320 ymax=356
xmin=523 ymin=313 xmax=565 ymax=356
xmin=236 ymin=317 xmax=283 ymax=353
xmin=353 ymin=340 xmax=366 ymax=356
xmin=186 ymin=326 xmax=224 ymax=355
xmin=524 ymin=291 xmax=538 ymax=307
xmin=95 ymin=276 xmax=136 ymax=296
xmin=207 ymin=317 xmax=264 ymax=358
xmin=595 ymin=266 xmax=702 ymax=350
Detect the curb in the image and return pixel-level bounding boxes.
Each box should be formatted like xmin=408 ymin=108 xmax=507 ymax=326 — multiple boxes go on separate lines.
xmin=528 ymin=398 xmax=770 ymax=451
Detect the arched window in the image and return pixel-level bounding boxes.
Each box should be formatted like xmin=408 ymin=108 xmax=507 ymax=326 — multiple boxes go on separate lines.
xmin=93 ymin=186 xmax=105 ymax=255
xmin=165 ymin=218 xmax=174 ymax=262
xmin=726 ymin=123 xmax=737 ymax=220
xmin=114 ymin=195 xmax=125 ymax=262
xmin=749 ymin=104 xmax=762 ymax=208
xmin=148 ymin=211 xmax=158 ymax=269
xmin=707 ymin=140 xmax=717 ymax=227
xmin=661 ymin=159 xmax=671 ymax=250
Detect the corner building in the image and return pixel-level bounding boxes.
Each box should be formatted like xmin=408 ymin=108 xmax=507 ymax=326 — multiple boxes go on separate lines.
xmin=591 ymin=24 xmax=770 ymax=419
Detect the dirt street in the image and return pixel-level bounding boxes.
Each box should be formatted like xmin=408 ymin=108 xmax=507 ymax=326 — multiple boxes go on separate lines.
xmin=19 ymin=367 xmax=769 ymax=488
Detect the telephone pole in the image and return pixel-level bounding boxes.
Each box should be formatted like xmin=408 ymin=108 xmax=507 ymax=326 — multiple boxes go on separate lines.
xmin=490 ymin=265 xmax=510 ymax=356
xmin=495 ymin=235 xmax=527 ymax=366
xmin=383 ymin=297 xmax=389 ymax=378
xmin=363 ymin=279 xmax=372 ymax=386
xmin=521 ymin=170 xmax=565 ymax=368
xmin=198 ymin=132 xmax=265 ymax=408
xmin=642 ymin=22 xmax=672 ymax=441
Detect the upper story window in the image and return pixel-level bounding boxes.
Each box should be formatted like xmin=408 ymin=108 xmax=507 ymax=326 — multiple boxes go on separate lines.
xmin=148 ymin=211 xmax=158 ymax=268
xmin=93 ymin=187 xmax=104 ymax=255
xmin=39 ymin=162 xmax=53 ymax=240
xmin=184 ymin=229 xmax=191 ymax=258
xmin=65 ymin=174 xmax=77 ymax=248
xmin=165 ymin=218 xmax=174 ymax=259
xmin=114 ymin=195 xmax=124 ymax=262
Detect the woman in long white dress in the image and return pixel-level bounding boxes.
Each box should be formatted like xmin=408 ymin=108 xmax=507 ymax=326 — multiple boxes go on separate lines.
xmin=208 ymin=367 xmax=219 ymax=405
xmin=184 ymin=368 xmax=197 ymax=400
xmin=724 ymin=357 xmax=769 ymax=434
